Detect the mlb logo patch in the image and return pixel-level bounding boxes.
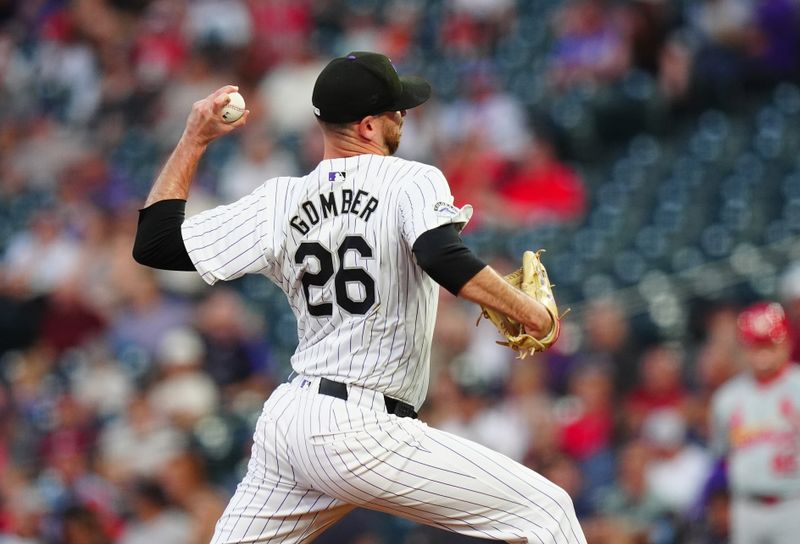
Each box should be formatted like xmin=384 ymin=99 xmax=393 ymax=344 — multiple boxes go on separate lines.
xmin=328 ymin=171 xmax=346 ymax=182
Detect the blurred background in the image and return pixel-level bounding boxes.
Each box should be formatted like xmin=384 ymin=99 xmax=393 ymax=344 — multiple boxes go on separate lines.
xmin=2 ymin=0 xmax=800 ymax=542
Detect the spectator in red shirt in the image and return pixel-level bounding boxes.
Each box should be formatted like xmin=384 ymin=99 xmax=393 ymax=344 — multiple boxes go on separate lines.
xmin=499 ymin=138 xmax=586 ymax=226
xmin=38 ymin=281 xmax=105 ymax=356
xmin=559 ymin=363 xmax=618 ymax=497
xmin=559 ymin=363 xmax=615 ymax=461
xmin=624 ymin=344 xmax=690 ymax=437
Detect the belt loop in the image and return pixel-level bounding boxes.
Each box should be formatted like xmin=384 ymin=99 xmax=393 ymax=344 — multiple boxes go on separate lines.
xmin=384 ymin=395 xmax=418 ymax=419
xmin=319 ymin=378 xmax=348 ymax=400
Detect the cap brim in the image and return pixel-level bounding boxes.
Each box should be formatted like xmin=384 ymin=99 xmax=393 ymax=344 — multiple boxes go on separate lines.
xmin=393 ymin=76 xmax=431 ymax=111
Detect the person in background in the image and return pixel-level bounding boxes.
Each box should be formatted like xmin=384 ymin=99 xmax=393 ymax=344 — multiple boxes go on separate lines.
xmin=548 ymin=0 xmax=630 ymax=90
xmin=593 ymin=440 xmax=668 ymax=542
xmin=147 ymin=328 xmax=219 ymax=429
xmin=643 ymin=409 xmax=711 ymax=516
xmin=499 ymin=138 xmax=586 ymax=227
xmin=60 ymin=505 xmax=113 ymax=544
xmin=118 ymin=480 xmax=191 ymax=544
xmin=624 ymin=344 xmax=690 ymax=437
xmin=578 ymin=298 xmax=643 ymax=398
xmin=159 ymin=452 xmax=225 ymax=544
xmin=710 ymin=301 xmax=800 ymax=544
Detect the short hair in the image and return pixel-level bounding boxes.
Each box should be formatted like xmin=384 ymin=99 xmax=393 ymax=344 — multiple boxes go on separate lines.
xmin=317 ymin=119 xmax=357 ymax=134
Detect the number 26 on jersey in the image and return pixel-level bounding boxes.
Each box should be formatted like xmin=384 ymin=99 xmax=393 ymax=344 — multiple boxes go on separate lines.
xmin=295 ymin=235 xmax=376 ymax=316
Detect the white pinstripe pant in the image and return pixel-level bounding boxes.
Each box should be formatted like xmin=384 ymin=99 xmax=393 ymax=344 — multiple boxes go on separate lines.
xmin=210 ymin=376 xmax=587 ymax=544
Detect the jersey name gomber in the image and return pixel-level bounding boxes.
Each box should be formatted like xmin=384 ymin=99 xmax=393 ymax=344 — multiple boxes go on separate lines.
xmin=290 ymin=188 xmax=379 ymax=235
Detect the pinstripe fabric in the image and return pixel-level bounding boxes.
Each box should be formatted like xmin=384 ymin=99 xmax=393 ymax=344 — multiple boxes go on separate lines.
xmin=181 ymin=155 xmax=469 ymax=409
xmin=183 ymin=155 xmax=586 ymax=543
xmin=210 ymin=377 xmax=586 ymax=544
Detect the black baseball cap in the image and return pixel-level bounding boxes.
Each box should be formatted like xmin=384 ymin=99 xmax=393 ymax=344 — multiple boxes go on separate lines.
xmin=312 ymin=51 xmax=432 ymax=124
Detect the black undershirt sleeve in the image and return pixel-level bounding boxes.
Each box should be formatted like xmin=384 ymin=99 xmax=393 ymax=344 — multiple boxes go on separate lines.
xmin=412 ymin=223 xmax=487 ymax=296
xmin=132 ymin=199 xmax=196 ymax=271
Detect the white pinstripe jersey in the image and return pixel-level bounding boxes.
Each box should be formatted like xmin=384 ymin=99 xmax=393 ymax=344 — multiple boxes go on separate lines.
xmin=182 ymin=154 xmax=472 ymax=409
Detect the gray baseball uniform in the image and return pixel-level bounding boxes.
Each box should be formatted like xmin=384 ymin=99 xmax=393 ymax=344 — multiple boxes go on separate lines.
xmin=711 ymin=366 xmax=800 ymax=544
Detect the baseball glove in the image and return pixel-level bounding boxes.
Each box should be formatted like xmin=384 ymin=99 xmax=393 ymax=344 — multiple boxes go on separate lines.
xmin=477 ymin=250 xmax=563 ymax=358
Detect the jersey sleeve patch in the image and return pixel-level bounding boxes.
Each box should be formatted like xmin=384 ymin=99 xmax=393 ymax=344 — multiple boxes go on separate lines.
xmin=434 ymin=202 xmax=473 ymax=232
xmin=434 ymin=201 xmax=458 ymax=217
xmin=399 ymin=166 xmax=472 ymax=246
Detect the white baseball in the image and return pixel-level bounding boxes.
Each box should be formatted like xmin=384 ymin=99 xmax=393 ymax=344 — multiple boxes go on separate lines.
xmin=221 ymin=91 xmax=246 ymax=123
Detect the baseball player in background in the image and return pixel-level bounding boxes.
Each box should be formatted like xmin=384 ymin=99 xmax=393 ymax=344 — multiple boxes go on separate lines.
xmin=711 ymin=302 xmax=800 ymax=544
xmin=132 ymin=51 xmax=585 ymax=543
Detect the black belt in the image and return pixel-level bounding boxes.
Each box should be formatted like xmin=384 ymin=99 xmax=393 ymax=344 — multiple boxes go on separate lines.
xmin=318 ymin=378 xmax=418 ymax=419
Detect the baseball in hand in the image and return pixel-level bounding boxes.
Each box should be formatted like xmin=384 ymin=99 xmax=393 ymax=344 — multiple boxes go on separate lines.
xmin=221 ymin=91 xmax=246 ymax=123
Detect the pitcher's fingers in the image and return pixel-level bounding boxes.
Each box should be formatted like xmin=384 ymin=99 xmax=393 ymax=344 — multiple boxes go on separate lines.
xmin=211 ymin=93 xmax=231 ymax=113
xmin=227 ymin=110 xmax=251 ymax=129
xmin=212 ymin=84 xmax=239 ymax=99
xmin=210 ymin=85 xmax=240 ymax=112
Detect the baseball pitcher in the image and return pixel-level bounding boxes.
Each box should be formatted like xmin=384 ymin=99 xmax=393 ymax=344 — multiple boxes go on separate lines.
xmin=133 ymin=51 xmax=585 ymax=544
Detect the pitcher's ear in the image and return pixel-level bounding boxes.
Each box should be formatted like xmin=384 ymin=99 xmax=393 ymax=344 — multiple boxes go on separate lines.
xmin=357 ymin=115 xmax=378 ymax=140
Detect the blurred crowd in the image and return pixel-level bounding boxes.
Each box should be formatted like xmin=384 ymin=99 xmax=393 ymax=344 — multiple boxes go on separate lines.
xmin=3 ymin=0 xmax=800 ymax=543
